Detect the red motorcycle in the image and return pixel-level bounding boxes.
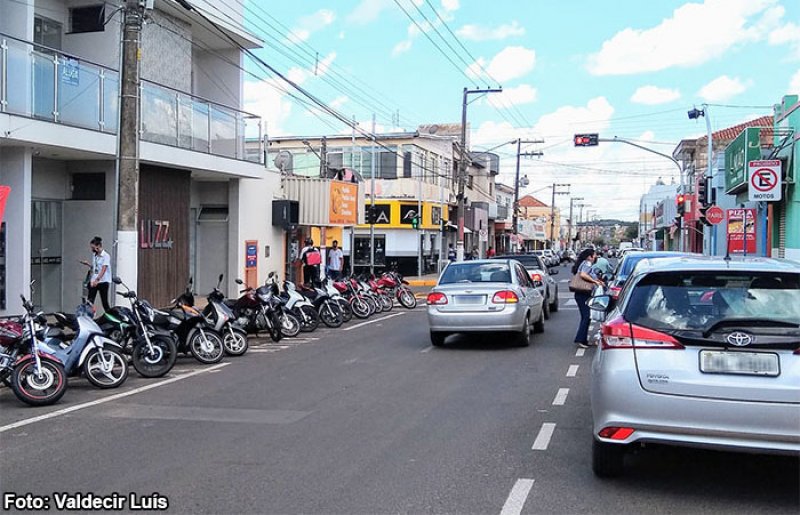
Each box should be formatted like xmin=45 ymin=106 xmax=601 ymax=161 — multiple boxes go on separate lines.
xmin=0 ymin=294 xmax=68 ymax=406
xmin=332 ymin=277 xmax=372 ymax=319
xmin=376 ymin=271 xmax=417 ymax=309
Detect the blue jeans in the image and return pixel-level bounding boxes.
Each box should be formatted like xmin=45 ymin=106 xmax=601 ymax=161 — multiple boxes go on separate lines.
xmin=573 ymin=291 xmax=591 ymax=344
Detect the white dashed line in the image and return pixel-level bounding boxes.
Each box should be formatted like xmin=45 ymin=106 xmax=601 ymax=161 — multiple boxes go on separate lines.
xmin=566 ymin=364 xmax=579 ymax=377
xmin=532 ymin=422 xmax=556 ymax=450
xmin=342 ymin=312 xmax=405 ymax=331
xmin=575 ymin=348 xmax=586 ymax=357
xmin=499 ymin=479 xmax=535 ymax=515
xmin=552 ymin=388 xmax=569 ymax=406
xmin=420 ymin=346 xmax=434 ymax=353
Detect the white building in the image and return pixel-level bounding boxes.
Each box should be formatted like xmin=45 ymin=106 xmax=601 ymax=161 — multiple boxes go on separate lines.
xmin=0 ymin=0 xmax=284 ymax=313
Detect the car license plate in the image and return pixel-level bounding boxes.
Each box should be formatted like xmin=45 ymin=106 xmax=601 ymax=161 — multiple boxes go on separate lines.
xmin=454 ymin=295 xmax=486 ymax=305
xmin=699 ymin=350 xmax=779 ymax=377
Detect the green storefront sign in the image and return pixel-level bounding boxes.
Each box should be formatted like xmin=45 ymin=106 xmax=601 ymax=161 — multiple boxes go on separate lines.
xmin=724 ymin=127 xmax=761 ymax=193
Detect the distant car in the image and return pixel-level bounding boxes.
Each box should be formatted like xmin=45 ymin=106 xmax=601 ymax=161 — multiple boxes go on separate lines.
xmin=619 ymin=247 xmax=645 ymax=258
xmin=542 ymin=249 xmax=556 ymax=266
xmin=427 ymin=259 xmax=545 ymax=347
xmin=589 ymin=256 xmax=800 ymax=477
xmin=608 ymin=251 xmax=693 ymax=301
xmin=492 ymin=254 xmax=559 ymax=318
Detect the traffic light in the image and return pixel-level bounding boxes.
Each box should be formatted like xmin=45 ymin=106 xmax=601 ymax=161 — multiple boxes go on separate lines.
xmin=574 ymin=133 xmax=599 ymax=147
xmin=699 ymin=205 xmax=711 ymax=226
xmin=697 ymin=178 xmax=708 ymax=206
xmin=676 ymin=194 xmax=686 ymax=215
xmin=411 ymin=215 xmax=420 ymax=229
xmin=366 ymin=205 xmax=376 ymax=225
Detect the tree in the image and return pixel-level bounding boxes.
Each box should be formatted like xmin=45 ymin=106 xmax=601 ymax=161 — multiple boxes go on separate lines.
xmin=624 ymin=224 xmax=638 ymax=241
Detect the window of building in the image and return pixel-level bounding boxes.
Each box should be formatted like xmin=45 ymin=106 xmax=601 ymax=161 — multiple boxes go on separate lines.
xmin=403 ymin=152 xmax=412 ymax=178
xmin=71 ymin=173 xmax=105 ymax=200
xmin=34 ymin=16 xmax=63 ymax=50
xmin=379 ymin=151 xmax=397 ymax=179
xmin=69 ymin=5 xmax=105 ymax=34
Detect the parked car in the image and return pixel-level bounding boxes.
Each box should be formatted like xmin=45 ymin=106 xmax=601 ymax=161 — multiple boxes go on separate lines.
xmin=427 ymin=259 xmax=545 ymax=347
xmin=492 ymin=254 xmax=559 ymax=319
xmin=542 ymin=249 xmax=556 ymax=266
xmin=589 ymin=256 xmax=800 ymax=477
xmin=607 ymin=251 xmax=693 ymax=301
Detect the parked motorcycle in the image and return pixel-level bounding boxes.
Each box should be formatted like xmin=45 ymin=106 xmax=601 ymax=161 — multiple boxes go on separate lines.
xmin=332 ymin=277 xmax=372 ymax=319
xmin=0 ymin=293 xmax=68 ymax=406
xmin=278 ymin=279 xmax=318 ymax=333
xmin=204 ymin=274 xmax=249 ymax=356
xmin=104 ymin=277 xmax=177 ymax=378
xmin=297 ymin=282 xmax=343 ymax=328
xmin=229 ymin=276 xmax=288 ymax=342
xmin=377 ymin=270 xmax=417 ymax=309
xmin=321 ymin=278 xmax=353 ymax=323
xmin=40 ymin=300 xmax=128 ymax=388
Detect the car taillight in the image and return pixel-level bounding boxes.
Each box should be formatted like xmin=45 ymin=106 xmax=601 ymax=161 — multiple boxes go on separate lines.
xmin=492 ymin=290 xmax=519 ymax=304
xmin=598 ymin=427 xmax=635 ymax=440
xmin=609 ymin=286 xmax=622 ymax=299
xmin=600 ymin=316 xmax=684 ymax=350
xmin=530 ymin=273 xmax=542 ymax=283
xmin=426 ymin=292 xmax=448 ymax=305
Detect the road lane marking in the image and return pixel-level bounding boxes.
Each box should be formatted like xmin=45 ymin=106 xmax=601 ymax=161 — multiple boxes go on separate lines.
xmin=420 ymin=345 xmax=433 ymax=353
xmin=566 ymin=364 xmax=579 ymax=377
xmin=575 ymin=348 xmax=586 ymax=357
xmin=552 ymin=388 xmax=569 ymax=406
xmin=0 ymin=363 xmax=230 ymax=434
xmin=532 ymin=423 xmax=556 ymax=450
xmin=499 ymin=478 xmax=535 ymax=515
xmin=342 ymin=312 xmax=405 ymax=331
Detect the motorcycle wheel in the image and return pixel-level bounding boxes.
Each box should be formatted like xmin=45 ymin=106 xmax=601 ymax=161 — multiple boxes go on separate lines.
xmin=280 ymin=313 xmax=301 ymax=338
xmin=349 ymin=296 xmax=371 ymax=319
xmin=132 ymin=335 xmax=177 ymax=378
xmin=269 ymin=311 xmax=283 ymax=342
xmin=378 ymin=293 xmax=393 ymax=312
xmin=336 ymin=298 xmax=353 ymax=323
xmin=319 ymin=301 xmax=343 ymax=328
xmin=298 ymin=305 xmax=319 ymax=332
xmin=223 ymin=327 xmax=249 ymax=356
xmin=363 ymin=295 xmax=379 ymax=315
xmin=188 ymin=330 xmax=225 ymax=364
xmin=398 ymin=288 xmax=417 ymax=309
xmin=11 ymin=359 xmax=68 ymax=406
xmin=84 ymin=347 xmax=128 ymax=388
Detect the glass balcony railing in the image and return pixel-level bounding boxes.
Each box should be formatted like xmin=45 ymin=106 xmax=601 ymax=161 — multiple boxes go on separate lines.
xmin=0 ymin=33 xmax=262 ymax=163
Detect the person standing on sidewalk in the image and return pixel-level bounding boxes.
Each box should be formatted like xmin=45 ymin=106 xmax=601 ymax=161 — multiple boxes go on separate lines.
xmin=300 ymin=238 xmax=322 ymax=286
xmin=572 ymin=248 xmax=603 ymax=348
xmin=327 ymin=240 xmax=344 ymax=280
xmin=80 ymin=236 xmax=112 ymax=313
xmin=486 ymin=246 xmax=496 ymax=258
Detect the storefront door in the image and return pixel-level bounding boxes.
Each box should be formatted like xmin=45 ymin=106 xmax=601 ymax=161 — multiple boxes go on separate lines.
xmin=30 ymin=200 xmax=62 ymax=312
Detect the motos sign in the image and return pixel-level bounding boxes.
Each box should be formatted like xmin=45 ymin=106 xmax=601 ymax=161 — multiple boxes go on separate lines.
xmin=748 ymin=160 xmax=782 ymax=201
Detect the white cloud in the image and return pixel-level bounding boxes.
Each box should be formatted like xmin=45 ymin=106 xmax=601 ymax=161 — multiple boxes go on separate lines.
xmin=630 ymin=85 xmax=681 ymax=105
xmin=487 ymin=84 xmax=538 ymax=108
xmin=287 ymin=9 xmax=336 ymax=44
xmin=330 ymin=96 xmax=349 ymax=109
xmin=392 ymin=39 xmax=413 ymax=56
xmin=456 ymin=21 xmax=525 ymax=41
xmin=441 ymin=0 xmax=460 ymax=12
xmin=467 ymin=46 xmax=536 ymax=83
xmin=587 ymin=0 xmax=779 ymax=75
xmin=697 ymin=75 xmax=750 ymax=101
xmin=790 ymin=69 xmax=800 ymax=93
xmin=346 ymin=0 xmax=392 ymax=25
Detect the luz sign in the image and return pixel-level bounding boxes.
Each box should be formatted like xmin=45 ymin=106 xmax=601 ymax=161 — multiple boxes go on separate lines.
xmin=139 ymin=220 xmax=173 ymax=249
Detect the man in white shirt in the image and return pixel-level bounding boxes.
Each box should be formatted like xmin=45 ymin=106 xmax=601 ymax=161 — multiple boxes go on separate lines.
xmin=81 ymin=236 xmax=112 ymax=313
xmin=327 ymin=240 xmax=344 ymax=280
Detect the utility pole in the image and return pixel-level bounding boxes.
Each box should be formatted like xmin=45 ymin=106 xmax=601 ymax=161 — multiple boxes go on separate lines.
xmin=116 ymin=0 xmax=147 ymax=291
xmin=457 ymin=87 xmax=502 ymax=261
xmin=550 ymin=183 xmax=570 ymax=250
xmin=319 ymin=136 xmax=328 ymax=178
xmin=513 ymin=139 xmax=543 ymax=249
xmin=569 ymin=196 xmax=583 ymax=250
xmin=369 ymin=115 xmax=376 ymax=276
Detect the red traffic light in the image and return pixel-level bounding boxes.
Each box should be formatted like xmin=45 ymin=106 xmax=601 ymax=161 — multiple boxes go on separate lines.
xmin=676 ymin=194 xmax=685 ymax=204
xmin=574 ymin=133 xmax=599 ymax=147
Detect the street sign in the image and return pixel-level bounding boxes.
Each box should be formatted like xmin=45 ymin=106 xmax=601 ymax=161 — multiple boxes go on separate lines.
xmin=706 ymin=205 xmax=724 ymax=225
xmin=724 ymin=127 xmax=761 ymax=194
xmin=748 ymin=160 xmax=782 ymax=201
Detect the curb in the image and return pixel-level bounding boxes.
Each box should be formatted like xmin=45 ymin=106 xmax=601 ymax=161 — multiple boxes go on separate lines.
xmin=407 ymin=279 xmax=437 ymax=286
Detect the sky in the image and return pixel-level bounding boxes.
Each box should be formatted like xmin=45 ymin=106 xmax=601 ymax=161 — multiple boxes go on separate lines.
xmin=234 ymin=0 xmax=800 ymax=221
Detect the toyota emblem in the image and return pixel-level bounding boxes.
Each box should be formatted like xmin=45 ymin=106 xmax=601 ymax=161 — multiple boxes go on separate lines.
xmin=726 ymin=332 xmax=753 ymax=347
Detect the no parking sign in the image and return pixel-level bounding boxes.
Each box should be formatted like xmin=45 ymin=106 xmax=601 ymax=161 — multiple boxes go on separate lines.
xmin=748 ymin=160 xmax=782 ymax=201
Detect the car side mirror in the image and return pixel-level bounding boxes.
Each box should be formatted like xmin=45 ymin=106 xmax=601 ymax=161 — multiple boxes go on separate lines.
xmin=587 ymin=295 xmax=611 ymax=311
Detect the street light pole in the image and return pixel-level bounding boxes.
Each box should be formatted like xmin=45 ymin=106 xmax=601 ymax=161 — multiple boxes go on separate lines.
xmin=569 ymin=196 xmax=583 ymax=250
xmin=457 ymin=87 xmax=502 ymax=261
xmin=550 ymin=183 xmax=570 ymax=250
xmin=513 ymin=138 xmax=544 ymax=250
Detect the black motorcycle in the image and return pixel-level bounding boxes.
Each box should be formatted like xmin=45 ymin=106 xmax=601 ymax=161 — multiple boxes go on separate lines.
xmin=228 ymin=276 xmax=290 ymax=342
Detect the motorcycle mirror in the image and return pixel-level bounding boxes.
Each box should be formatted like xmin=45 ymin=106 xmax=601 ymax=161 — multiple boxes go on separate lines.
xmin=189 ymin=277 xmax=193 ymax=285
xmin=218 ymin=273 xmax=224 ymax=283
xmin=235 ymin=278 xmax=243 ymax=285
xmin=112 ymin=276 xmax=123 ymax=285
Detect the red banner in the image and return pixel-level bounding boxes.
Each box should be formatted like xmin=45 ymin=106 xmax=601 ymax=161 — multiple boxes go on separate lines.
xmin=0 ymin=186 xmax=10 ymax=226
xmin=726 ymin=208 xmax=756 ymax=254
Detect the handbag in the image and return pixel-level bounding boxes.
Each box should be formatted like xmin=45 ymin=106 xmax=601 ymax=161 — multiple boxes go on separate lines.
xmin=569 ymin=272 xmax=594 ymax=293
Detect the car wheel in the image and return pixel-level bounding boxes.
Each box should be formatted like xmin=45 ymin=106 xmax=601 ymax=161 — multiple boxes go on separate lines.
xmin=550 ymin=289 xmax=559 ymax=312
xmin=542 ymin=295 xmax=551 ymax=320
xmin=592 ymin=439 xmax=626 ymax=478
xmin=516 ymin=316 xmax=530 ymax=347
xmin=533 ymin=308 xmax=545 ymax=333
xmin=430 ymin=331 xmax=447 ymax=347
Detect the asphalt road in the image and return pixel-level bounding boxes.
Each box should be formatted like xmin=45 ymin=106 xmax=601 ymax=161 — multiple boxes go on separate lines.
xmin=1 ymin=276 xmax=798 ymax=514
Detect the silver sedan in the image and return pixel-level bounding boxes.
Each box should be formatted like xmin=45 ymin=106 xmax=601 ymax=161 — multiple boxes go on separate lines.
xmin=427 ymin=259 xmax=545 ymax=347
xmin=589 ymin=256 xmax=800 ymax=477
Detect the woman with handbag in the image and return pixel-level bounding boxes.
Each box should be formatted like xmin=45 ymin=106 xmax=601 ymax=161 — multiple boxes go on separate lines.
xmin=570 ymin=248 xmax=604 ymax=348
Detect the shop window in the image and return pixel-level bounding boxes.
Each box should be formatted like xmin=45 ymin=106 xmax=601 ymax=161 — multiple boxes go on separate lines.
xmin=71 ymin=173 xmax=105 ymax=200
xmin=70 ymin=5 xmax=105 ymax=34
xmin=197 ymin=206 xmax=229 ymax=222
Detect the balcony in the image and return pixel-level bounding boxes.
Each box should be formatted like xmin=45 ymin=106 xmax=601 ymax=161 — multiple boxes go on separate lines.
xmin=0 ymin=33 xmax=262 ymax=163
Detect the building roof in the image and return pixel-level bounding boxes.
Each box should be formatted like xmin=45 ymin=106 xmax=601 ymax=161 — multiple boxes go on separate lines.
xmin=699 ymin=115 xmax=774 ymax=143
xmin=496 ymin=183 xmax=515 ymax=194
xmin=518 ymin=195 xmax=548 ymax=208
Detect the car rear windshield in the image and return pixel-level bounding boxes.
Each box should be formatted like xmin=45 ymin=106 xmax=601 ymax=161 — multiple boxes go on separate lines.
xmin=493 ymin=255 xmax=543 ymax=269
xmin=624 ymin=271 xmax=800 ymax=330
xmin=440 ymin=263 xmax=512 ymax=284
xmin=618 ymin=255 xmax=648 ymax=278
